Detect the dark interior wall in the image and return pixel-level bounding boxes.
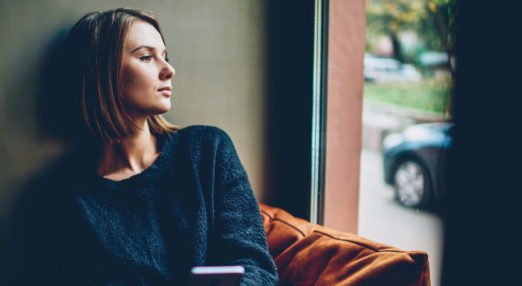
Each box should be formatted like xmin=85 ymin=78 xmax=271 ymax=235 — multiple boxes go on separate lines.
xmin=442 ymin=1 xmax=522 ymax=285
xmin=264 ymin=0 xmax=316 ymax=220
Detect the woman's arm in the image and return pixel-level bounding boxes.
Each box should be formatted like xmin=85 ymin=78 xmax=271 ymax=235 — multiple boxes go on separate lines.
xmin=209 ymin=127 xmax=278 ymax=286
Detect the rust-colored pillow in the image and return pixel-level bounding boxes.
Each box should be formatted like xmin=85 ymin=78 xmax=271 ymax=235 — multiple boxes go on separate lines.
xmin=260 ymin=203 xmax=431 ymax=286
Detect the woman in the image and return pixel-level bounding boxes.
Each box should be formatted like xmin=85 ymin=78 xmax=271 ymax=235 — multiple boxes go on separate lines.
xmin=4 ymin=8 xmax=277 ymax=286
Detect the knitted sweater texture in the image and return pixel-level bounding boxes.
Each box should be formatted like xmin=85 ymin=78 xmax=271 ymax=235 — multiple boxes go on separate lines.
xmin=4 ymin=125 xmax=277 ymax=286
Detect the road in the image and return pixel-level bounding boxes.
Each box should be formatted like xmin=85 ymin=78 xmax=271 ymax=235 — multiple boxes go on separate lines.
xmin=358 ymin=148 xmax=443 ymax=286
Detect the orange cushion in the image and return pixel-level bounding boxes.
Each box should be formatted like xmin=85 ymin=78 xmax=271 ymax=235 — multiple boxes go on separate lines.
xmin=260 ymin=203 xmax=431 ymax=286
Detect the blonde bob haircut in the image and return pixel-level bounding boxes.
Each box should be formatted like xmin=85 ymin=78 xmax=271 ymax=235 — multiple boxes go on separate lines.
xmin=66 ymin=8 xmax=179 ymax=143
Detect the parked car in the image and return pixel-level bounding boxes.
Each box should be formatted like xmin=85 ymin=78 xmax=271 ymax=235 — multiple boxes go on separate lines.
xmin=364 ymin=54 xmax=422 ymax=83
xmin=382 ymin=122 xmax=453 ymax=208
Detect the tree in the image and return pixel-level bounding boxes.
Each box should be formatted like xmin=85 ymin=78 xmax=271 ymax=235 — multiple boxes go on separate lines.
xmin=425 ymin=0 xmax=456 ymax=77
xmin=367 ymin=0 xmax=456 ymax=75
xmin=366 ymin=0 xmax=426 ymax=62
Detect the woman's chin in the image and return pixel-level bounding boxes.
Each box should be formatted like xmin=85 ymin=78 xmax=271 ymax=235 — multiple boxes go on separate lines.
xmin=153 ymin=103 xmax=171 ymax=115
xmin=128 ymin=102 xmax=171 ymax=119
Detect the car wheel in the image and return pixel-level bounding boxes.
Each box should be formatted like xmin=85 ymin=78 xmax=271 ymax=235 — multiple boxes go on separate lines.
xmin=393 ymin=158 xmax=432 ymax=208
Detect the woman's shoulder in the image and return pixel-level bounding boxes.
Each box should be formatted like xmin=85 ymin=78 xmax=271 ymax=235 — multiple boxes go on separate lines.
xmin=176 ymin=124 xmax=227 ymax=136
xmin=174 ymin=125 xmax=232 ymax=145
xmin=169 ymin=125 xmax=238 ymax=159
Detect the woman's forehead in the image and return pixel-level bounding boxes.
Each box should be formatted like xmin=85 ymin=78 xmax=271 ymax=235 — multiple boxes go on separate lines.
xmin=125 ymin=21 xmax=165 ymax=52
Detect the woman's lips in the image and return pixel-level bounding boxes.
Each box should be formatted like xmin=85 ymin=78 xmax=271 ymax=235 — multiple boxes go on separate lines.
xmin=157 ymin=86 xmax=172 ymax=97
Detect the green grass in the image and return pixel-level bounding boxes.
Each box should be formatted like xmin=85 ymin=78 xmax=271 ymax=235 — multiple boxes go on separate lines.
xmin=363 ymin=78 xmax=452 ymax=115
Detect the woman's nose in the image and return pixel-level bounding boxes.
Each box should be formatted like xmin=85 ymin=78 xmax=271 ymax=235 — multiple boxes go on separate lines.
xmin=160 ymin=62 xmax=175 ymax=80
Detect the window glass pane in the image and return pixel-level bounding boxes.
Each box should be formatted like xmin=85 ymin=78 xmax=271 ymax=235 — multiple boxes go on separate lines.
xmin=359 ymin=1 xmax=455 ymax=285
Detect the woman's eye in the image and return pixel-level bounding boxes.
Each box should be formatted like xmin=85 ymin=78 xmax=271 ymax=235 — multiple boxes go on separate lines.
xmin=140 ymin=55 xmax=153 ymax=62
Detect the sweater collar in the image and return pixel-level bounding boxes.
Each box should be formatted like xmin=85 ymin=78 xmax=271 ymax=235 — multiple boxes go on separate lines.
xmin=91 ymin=131 xmax=178 ymax=191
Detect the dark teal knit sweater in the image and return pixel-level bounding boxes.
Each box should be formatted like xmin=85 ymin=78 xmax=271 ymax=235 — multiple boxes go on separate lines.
xmin=4 ymin=125 xmax=277 ymax=286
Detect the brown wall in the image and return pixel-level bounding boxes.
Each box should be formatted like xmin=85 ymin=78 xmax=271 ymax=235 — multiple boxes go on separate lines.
xmin=323 ymin=0 xmax=366 ymax=233
xmin=0 ymin=0 xmax=267 ymax=225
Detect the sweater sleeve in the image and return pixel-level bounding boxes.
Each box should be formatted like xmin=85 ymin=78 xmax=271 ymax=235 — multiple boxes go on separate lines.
xmin=209 ymin=128 xmax=278 ymax=286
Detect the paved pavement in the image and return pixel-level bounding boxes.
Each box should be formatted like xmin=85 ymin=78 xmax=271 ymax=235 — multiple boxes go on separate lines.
xmin=359 ymin=102 xmax=444 ymax=285
xmin=358 ymin=146 xmax=443 ymax=286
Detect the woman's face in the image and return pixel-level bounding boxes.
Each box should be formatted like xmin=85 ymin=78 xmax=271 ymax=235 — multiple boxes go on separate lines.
xmin=120 ymin=20 xmax=175 ymax=119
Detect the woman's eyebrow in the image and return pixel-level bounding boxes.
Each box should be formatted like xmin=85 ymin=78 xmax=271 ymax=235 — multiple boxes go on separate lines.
xmin=130 ymin=45 xmax=167 ymax=54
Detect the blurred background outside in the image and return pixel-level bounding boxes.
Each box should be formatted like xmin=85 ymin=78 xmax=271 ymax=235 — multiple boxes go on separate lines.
xmin=358 ymin=1 xmax=455 ymax=286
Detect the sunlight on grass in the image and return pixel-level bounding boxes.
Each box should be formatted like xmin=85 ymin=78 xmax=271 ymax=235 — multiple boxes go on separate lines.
xmin=363 ymin=77 xmax=452 ymax=115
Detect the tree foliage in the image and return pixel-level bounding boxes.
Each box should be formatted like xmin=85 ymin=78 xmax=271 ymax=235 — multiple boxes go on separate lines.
xmin=425 ymin=0 xmax=456 ymax=55
xmin=367 ymin=0 xmax=456 ymax=66
xmin=367 ymin=0 xmax=426 ymax=35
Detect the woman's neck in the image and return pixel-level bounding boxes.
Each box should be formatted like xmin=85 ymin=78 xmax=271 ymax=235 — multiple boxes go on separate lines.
xmin=97 ymin=121 xmax=160 ymax=180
